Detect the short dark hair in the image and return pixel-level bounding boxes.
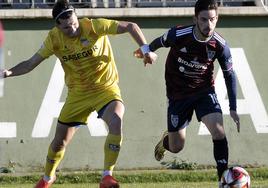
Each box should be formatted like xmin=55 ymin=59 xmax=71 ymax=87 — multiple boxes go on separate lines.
xmin=194 ymin=0 xmax=218 ymax=16
xmin=52 ymin=0 xmax=75 ymax=24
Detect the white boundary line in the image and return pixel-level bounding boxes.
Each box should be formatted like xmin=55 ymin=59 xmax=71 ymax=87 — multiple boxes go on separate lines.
xmin=261 ymin=0 xmax=268 ymax=12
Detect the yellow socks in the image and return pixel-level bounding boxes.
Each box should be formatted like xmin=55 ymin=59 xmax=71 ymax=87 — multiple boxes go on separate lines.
xmin=44 ymin=145 xmax=65 ymax=177
xmin=104 ymin=134 xmax=122 ymax=171
xmin=43 ymin=134 xmax=121 ymax=178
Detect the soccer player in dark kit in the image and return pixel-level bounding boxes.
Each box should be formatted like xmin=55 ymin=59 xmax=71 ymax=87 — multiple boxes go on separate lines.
xmin=134 ymin=0 xmax=240 ymax=186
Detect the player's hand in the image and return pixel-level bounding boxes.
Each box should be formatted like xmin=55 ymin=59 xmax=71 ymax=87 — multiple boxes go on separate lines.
xmin=230 ymin=110 xmax=240 ymax=133
xmin=134 ymin=46 xmax=158 ymax=66
xmin=143 ymin=52 xmax=157 ymax=66
xmin=0 ymin=69 xmax=11 ymax=78
xmin=134 ymin=48 xmax=143 ymax=58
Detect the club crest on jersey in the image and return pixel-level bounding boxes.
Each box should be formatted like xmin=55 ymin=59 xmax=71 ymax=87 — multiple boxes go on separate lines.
xmin=207 ymin=50 xmax=216 ymax=61
xmin=171 ymin=114 xmax=179 ymax=128
xmin=80 ymin=38 xmax=90 ymax=47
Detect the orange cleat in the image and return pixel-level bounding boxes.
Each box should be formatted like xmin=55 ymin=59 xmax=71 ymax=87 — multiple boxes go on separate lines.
xmin=99 ymin=175 xmax=119 ymax=188
xmin=34 ymin=176 xmax=56 ymax=188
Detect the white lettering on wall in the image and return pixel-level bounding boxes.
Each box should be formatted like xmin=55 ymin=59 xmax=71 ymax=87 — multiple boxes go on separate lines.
xmin=31 ymin=59 xmax=107 ymax=138
xmin=0 ymin=48 xmax=267 ymax=138
xmin=0 ymin=122 xmax=16 ymax=138
xmin=199 ymin=48 xmax=268 ymax=135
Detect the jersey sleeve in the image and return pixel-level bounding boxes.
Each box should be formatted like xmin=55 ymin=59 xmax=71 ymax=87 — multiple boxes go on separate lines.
xmin=161 ymin=27 xmax=177 ymax=47
xmin=217 ymin=43 xmax=233 ymax=72
xmin=149 ymin=27 xmax=177 ymax=52
xmin=37 ymin=31 xmax=54 ymax=59
xmin=91 ymin=18 xmax=119 ymax=36
xmin=218 ymin=43 xmax=237 ymax=111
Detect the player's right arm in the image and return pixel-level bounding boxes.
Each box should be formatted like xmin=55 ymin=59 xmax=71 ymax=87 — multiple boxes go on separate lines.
xmin=3 ymin=52 xmax=45 ymax=78
xmin=218 ymin=43 xmax=240 ymax=132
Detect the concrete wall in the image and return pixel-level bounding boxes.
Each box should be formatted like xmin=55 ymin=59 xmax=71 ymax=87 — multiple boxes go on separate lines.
xmin=0 ymin=16 xmax=268 ymax=172
xmin=0 ymin=6 xmax=268 ymax=19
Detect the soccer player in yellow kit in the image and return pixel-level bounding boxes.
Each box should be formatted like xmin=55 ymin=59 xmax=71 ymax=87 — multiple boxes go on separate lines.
xmin=2 ymin=1 xmax=156 ymax=187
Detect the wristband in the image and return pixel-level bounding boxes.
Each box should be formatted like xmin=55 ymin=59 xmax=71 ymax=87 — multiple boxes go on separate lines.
xmin=140 ymin=44 xmax=150 ymax=55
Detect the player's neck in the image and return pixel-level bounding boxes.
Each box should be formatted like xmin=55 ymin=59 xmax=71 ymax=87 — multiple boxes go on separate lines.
xmin=72 ymin=27 xmax=81 ymax=38
xmin=193 ymin=26 xmax=212 ymax=42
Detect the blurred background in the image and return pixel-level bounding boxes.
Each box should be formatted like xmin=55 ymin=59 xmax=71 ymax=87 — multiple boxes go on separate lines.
xmin=0 ymin=0 xmax=267 ymax=9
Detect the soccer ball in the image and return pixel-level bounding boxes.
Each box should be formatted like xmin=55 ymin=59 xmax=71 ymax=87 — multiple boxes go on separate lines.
xmin=220 ymin=166 xmax=250 ymax=188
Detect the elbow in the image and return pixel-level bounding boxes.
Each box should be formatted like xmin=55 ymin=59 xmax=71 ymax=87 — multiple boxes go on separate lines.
xmin=223 ymin=69 xmax=234 ymax=79
xmin=126 ymin=22 xmax=139 ymax=33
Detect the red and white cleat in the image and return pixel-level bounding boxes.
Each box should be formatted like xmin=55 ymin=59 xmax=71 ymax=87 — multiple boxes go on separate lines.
xmin=99 ymin=175 xmax=119 ymax=188
xmin=34 ymin=176 xmax=56 ymax=188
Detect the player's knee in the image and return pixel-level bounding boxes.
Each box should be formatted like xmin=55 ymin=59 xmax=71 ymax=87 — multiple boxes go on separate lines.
xmin=211 ymin=131 xmax=226 ymax=140
xmin=108 ymin=113 xmax=123 ymax=134
xmin=111 ymin=113 xmax=122 ymax=126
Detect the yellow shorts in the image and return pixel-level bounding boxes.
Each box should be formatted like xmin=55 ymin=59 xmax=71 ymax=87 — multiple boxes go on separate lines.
xmin=58 ymin=86 xmax=122 ymax=125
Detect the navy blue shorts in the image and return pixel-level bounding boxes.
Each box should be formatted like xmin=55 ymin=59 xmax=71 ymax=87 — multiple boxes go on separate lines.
xmin=167 ymin=89 xmax=222 ymax=132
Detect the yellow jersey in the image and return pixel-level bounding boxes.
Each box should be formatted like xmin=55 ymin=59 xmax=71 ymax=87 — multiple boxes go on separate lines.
xmin=38 ymin=18 xmax=120 ymax=94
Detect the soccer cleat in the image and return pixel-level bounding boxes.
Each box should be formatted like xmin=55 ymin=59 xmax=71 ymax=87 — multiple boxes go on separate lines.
xmin=34 ymin=176 xmax=56 ymax=188
xmin=154 ymin=131 xmax=168 ymax=161
xmin=99 ymin=175 xmax=119 ymax=188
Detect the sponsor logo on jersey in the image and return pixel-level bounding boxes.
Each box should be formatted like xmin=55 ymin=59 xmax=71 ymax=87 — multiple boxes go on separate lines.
xmin=177 ymin=57 xmax=207 ymax=69
xmin=179 ymin=66 xmax=185 ymax=72
xmin=62 ymin=50 xmax=93 ymax=62
xmin=62 ymin=45 xmax=98 ymax=62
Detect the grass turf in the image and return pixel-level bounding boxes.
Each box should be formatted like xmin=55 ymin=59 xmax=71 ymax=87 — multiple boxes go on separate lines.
xmin=0 ymin=168 xmax=267 ymax=185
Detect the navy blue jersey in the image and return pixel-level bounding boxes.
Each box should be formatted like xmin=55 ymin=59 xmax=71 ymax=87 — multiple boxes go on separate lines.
xmin=153 ymin=25 xmax=236 ymax=110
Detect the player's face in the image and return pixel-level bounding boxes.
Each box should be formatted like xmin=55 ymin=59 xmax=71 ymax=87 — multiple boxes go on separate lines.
xmin=57 ymin=13 xmax=80 ymax=37
xmin=194 ymin=9 xmax=218 ymax=39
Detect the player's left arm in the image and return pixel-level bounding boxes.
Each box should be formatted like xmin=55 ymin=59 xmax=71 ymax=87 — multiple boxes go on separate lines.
xmin=117 ymin=21 xmax=157 ymax=66
xmin=218 ymin=44 xmax=240 ymax=132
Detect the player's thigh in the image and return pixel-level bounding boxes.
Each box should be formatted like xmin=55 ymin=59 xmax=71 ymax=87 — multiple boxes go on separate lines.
xmin=51 ymin=122 xmax=78 ymax=151
xmin=58 ymin=94 xmax=91 ymax=124
xmin=201 ymin=112 xmax=225 ymax=140
xmin=167 ymin=98 xmax=193 ymax=132
xmin=195 ymin=90 xmax=225 ymax=139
